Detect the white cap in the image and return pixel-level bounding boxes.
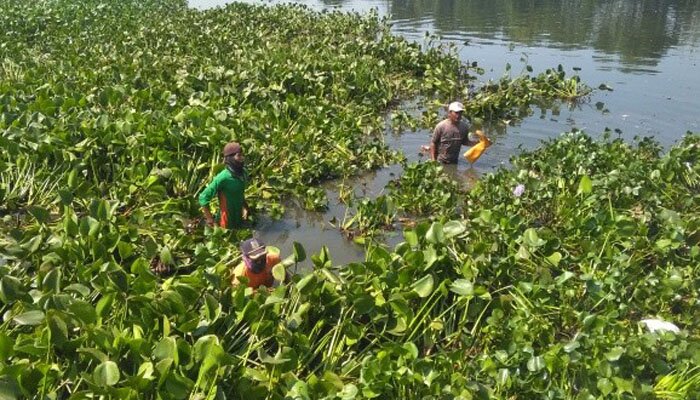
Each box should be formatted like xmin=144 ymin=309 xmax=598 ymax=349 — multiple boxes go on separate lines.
xmin=448 ymin=101 xmax=465 ymax=112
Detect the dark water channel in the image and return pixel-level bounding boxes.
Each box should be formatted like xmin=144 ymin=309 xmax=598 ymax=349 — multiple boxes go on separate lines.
xmin=190 ymin=0 xmax=700 ymax=266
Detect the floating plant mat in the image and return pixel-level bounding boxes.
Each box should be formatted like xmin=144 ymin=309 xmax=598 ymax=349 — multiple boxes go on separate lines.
xmin=2 ymin=130 xmax=698 ymax=398
xmin=6 ymin=0 xmax=695 ymax=399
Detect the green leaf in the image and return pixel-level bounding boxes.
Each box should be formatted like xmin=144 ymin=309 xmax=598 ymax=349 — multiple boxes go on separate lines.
xmin=612 ymin=377 xmax=633 ymax=394
xmin=425 ymin=222 xmax=444 ymax=244
xmin=597 ymin=377 xmax=614 ymax=396
xmin=154 ymin=337 xmax=178 ymax=365
xmin=64 ymin=283 xmax=91 ymax=297
xmin=555 ymin=271 xmax=575 ymax=286
xmin=94 ymin=361 xmax=120 ymax=387
xmin=577 ymin=175 xmax=593 ymax=195
xmin=340 ymin=383 xmax=358 ymax=400
xmin=96 ymin=293 xmax=115 ymax=318
xmin=48 ymin=313 xmax=69 ymax=345
xmin=527 ymin=356 xmax=544 ymax=372
xmin=0 ymin=332 xmax=14 ymax=360
xmin=450 ymin=279 xmax=474 ymax=297
xmin=404 ymin=229 xmax=419 ymax=247
xmin=42 ymin=268 xmax=62 ymax=293
xmin=411 ymin=274 xmax=434 ymax=298
xmin=443 ymin=220 xmax=466 ymax=238
xmin=522 ymin=228 xmax=545 ymax=247
xmin=272 ymin=264 xmax=286 ymax=282
xmin=0 ymin=375 xmax=20 ymax=400
xmin=0 ymin=275 xmax=30 ymax=303
xmin=546 ymin=251 xmax=562 ymax=267
xmin=353 ymin=294 xmax=374 ymax=314
xmin=28 ymin=206 xmax=49 ymax=224
xmin=69 ymin=300 xmax=97 ymax=325
xmin=12 ymin=310 xmax=45 ymax=326
xmin=605 ymin=347 xmax=624 ymax=362
xmin=292 ymin=241 xmax=306 ymax=262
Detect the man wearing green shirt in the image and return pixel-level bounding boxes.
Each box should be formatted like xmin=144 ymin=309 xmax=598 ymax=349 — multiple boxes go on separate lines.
xmin=199 ymin=142 xmax=249 ymax=229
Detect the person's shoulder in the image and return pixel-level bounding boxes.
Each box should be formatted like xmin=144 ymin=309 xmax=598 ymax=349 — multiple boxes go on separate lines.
xmin=434 ymin=119 xmax=450 ymax=133
xmin=435 ymin=119 xmax=451 ymax=129
xmin=214 ymin=168 xmax=231 ymax=180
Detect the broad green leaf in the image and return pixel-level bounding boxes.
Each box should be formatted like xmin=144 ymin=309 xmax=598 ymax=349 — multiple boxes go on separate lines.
xmin=12 ymin=310 xmax=45 ymax=326
xmin=47 ymin=313 xmax=69 ymax=345
xmin=411 ymin=274 xmax=434 ymax=298
xmin=522 ymin=228 xmax=545 ymax=247
xmin=404 ymin=229 xmax=419 ymax=247
xmin=0 ymin=275 xmax=30 ymax=303
xmin=546 ymin=252 xmax=562 ymax=267
xmin=42 ymin=268 xmax=62 ymax=293
xmin=612 ymin=377 xmax=633 ymax=394
xmin=272 ymin=264 xmax=286 ymax=282
xmin=154 ymin=337 xmax=178 ymax=365
xmin=69 ymin=300 xmax=97 ymax=326
xmin=597 ymin=377 xmax=614 ymax=396
xmin=28 ymin=206 xmax=49 ymax=224
xmin=94 ymin=361 xmax=120 ymax=387
xmin=577 ymin=175 xmax=593 ymax=195
xmin=353 ymin=294 xmax=374 ymax=314
xmin=605 ymin=347 xmax=624 ymax=362
xmin=425 ymin=222 xmax=444 ymax=244
xmin=450 ymin=279 xmax=474 ymax=297
xmin=555 ymin=271 xmax=575 ymax=286
xmin=443 ymin=220 xmax=466 ymax=238
xmin=96 ymin=293 xmax=115 ymax=318
xmin=527 ymin=356 xmax=544 ymax=372
xmin=0 ymin=375 xmax=20 ymax=400
xmin=340 ymin=383 xmax=358 ymax=400
xmin=0 ymin=332 xmax=14 ymax=360
xmin=292 ymin=241 xmax=306 ymax=262
xmin=137 ymin=362 xmax=155 ymax=380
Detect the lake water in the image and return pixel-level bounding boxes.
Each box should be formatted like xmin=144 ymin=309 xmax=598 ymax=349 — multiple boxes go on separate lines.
xmin=190 ymin=0 xmax=700 ymax=265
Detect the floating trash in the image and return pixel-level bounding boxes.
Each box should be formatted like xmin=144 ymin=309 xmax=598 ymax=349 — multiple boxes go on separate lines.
xmin=641 ymin=319 xmax=680 ymax=333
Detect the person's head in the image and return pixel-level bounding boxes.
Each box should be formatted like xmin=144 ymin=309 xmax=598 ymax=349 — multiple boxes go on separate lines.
xmin=222 ymin=142 xmax=244 ymax=169
xmin=240 ymin=238 xmax=268 ymax=273
xmin=447 ymin=101 xmax=465 ymax=124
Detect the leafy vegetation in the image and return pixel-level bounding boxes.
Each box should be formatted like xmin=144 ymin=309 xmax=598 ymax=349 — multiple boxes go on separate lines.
xmin=342 ymin=162 xmax=462 ymax=238
xmin=1 ymin=0 xmax=696 ymax=399
xmin=0 ymin=0 xmax=468 ymax=219
xmin=3 ymin=131 xmax=697 ymax=399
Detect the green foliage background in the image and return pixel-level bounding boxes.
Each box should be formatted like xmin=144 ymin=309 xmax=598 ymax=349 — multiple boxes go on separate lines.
xmin=0 ymin=0 xmax=698 ymax=399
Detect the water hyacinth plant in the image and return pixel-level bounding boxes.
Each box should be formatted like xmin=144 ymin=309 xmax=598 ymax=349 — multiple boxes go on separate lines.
xmin=3 ymin=131 xmax=698 ymax=399
xmin=0 ymin=0 xmax=698 ymax=399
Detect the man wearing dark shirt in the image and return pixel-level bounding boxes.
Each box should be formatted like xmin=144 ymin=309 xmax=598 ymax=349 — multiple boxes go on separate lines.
xmin=431 ymin=101 xmax=478 ymax=164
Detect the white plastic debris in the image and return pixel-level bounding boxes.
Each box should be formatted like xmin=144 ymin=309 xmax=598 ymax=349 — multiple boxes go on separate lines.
xmin=641 ymin=319 xmax=680 ymax=334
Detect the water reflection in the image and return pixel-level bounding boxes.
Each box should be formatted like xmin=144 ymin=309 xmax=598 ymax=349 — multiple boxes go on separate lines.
xmin=390 ymin=0 xmax=700 ymax=64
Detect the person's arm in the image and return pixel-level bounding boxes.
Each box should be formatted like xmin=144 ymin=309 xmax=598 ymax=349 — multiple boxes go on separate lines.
xmin=431 ymin=126 xmax=441 ymax=161
xmin=241 ymin=170 xmax=250 ymax=220
xmin=198 ymin=176 xmax=220 ymax=227
xmin=461 ymin=121 xmax=479 ymax=146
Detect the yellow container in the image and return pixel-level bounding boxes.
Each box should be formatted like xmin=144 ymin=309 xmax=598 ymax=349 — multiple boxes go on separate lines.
xmin=464 ymin=130 xmax=491 ymax=164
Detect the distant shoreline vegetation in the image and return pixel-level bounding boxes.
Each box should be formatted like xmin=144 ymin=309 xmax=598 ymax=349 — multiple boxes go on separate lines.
xmin=1 ymin=1 xmax=697 ymax=399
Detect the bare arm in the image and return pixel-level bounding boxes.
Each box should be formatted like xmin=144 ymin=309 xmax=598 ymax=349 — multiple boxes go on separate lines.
xmin=431 ymin=126 xmax=441 ymax=161
xmin=201 ymin=207 xmax=216 ymax=227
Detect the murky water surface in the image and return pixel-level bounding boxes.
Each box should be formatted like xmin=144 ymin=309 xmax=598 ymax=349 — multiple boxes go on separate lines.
xmin=190 ymin=0 xmax=700 ymax=265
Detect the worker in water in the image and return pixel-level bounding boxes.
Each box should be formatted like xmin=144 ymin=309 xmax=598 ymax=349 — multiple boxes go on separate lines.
xmin=430 ymin=101 xmax=480 ymax=164
xmin=199 ymin=142 xmax=249 ymax=229
xmin=231 ymin=238 xmax=287 ymax=288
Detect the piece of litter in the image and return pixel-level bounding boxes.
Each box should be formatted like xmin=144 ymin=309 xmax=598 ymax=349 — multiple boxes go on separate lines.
xmin=641 ymin=319 xmax=680 ymax=333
